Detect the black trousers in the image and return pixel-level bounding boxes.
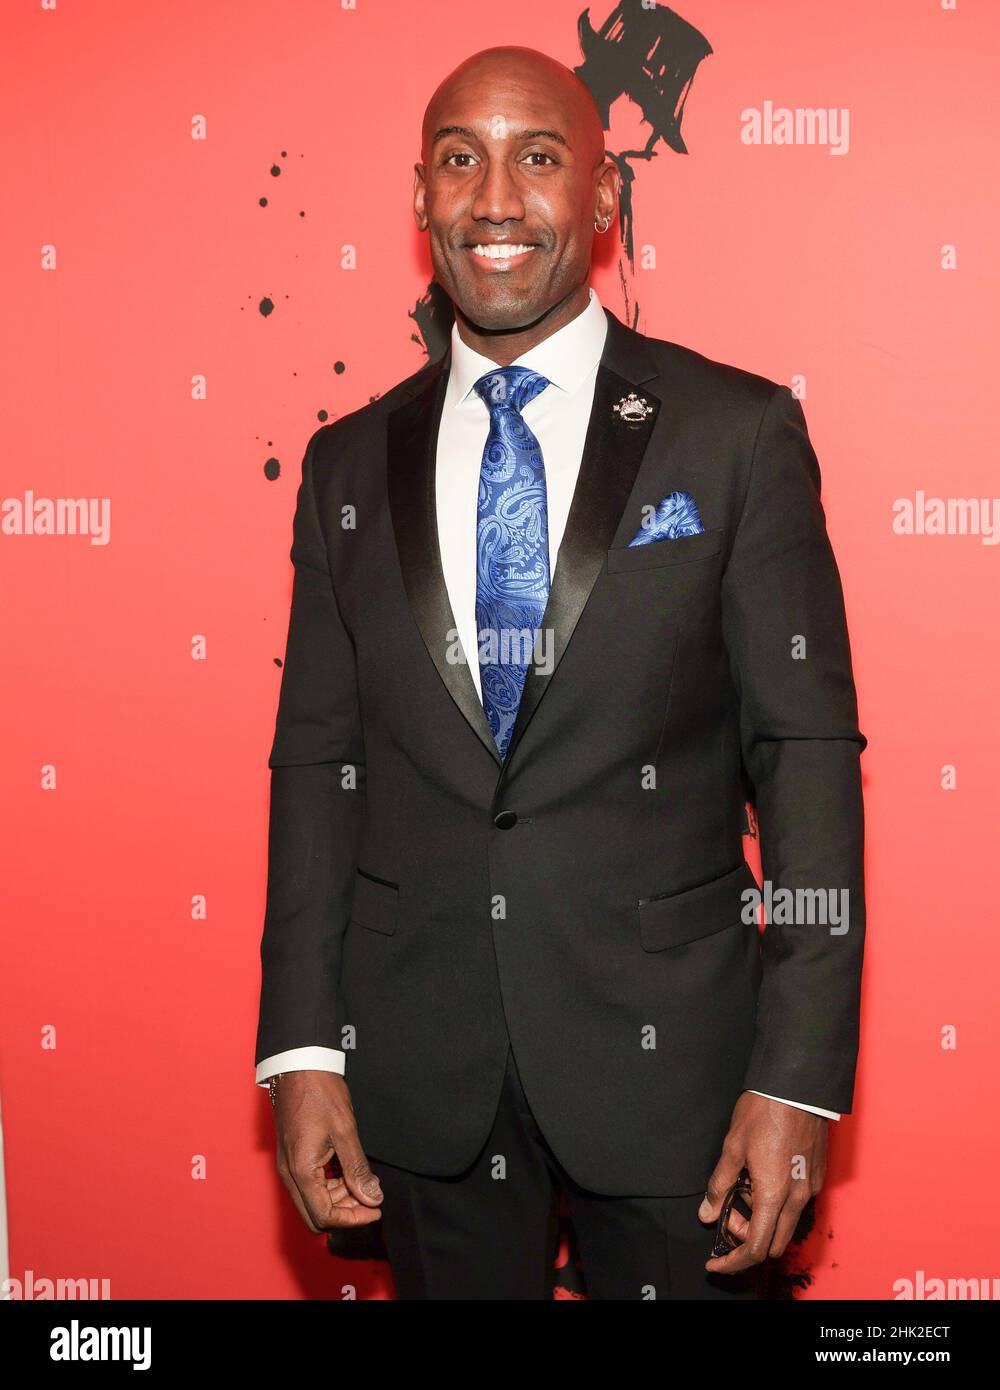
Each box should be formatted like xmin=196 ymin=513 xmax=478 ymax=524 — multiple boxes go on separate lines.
xmin=367 ymin=1045 xmax=759 ymax=1300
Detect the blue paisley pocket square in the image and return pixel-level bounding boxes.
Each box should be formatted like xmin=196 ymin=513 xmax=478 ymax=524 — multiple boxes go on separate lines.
xmin=628 ymin=490 xmax=705 ymax=546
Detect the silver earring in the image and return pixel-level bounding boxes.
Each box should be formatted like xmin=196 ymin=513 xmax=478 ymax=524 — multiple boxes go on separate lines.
xmin=594 ymin=214 xmax=612 ymax=234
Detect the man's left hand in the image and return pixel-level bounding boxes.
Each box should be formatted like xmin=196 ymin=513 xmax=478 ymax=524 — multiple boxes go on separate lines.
xmin=698 ymin=1092 xmax=828 ymax=1273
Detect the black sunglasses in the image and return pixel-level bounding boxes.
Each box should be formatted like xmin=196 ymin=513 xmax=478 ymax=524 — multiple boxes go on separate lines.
xmin=710 ymin=1166 xmax=753 ymax=1259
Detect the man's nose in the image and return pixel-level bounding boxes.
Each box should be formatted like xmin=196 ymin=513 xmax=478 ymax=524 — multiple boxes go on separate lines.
xmin=469 ymin=158 xmax=527 ymax=226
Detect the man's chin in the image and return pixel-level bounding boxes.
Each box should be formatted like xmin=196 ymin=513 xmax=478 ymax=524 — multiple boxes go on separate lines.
xmin=451 ymin=285 xmax=550 ymax=335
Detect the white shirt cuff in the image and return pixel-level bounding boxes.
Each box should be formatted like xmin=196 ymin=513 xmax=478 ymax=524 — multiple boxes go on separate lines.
xmin=747 ymin=1089 xmax=841 ymax=1120
xmin=255 ymin=1046 xmax=346 ymax=1087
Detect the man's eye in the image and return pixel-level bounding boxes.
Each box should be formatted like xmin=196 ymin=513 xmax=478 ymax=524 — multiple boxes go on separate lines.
xmin=444 ymin=152 xmax=477 ymax=167
xmin=523 ymin=152 xmax=556 ymax=165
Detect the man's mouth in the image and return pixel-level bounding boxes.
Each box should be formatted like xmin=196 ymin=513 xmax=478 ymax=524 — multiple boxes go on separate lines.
xmin=464 ymin=242 xmax=538 ymax=270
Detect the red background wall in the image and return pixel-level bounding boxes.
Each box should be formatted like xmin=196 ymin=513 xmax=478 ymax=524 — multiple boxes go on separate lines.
xmin=2 ymin=0 xmax=997 ymax=1299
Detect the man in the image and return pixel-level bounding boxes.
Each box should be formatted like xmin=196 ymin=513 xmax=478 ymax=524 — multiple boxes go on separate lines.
xmin=253 ymin=46 xmax=867 ymax=1301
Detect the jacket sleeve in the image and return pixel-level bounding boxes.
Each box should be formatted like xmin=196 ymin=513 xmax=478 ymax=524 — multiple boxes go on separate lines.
xmin=721 ymin=385 xmax=867 ymax=1114
xmin=254 ymin=424 xmax=366 ymax=1071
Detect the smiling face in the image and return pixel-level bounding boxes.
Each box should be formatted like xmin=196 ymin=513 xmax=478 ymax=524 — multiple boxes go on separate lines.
xmin=414 ymin=48 xmax=618 ymax=353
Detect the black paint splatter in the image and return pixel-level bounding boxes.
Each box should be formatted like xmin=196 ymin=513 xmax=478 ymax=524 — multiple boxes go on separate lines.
xmin=263 ymin=457 xmax=280 ymax=481
xmin=259 ymin=297 xmax=274 ymax=317
xmin=574 ymin=0 xmax=712 ymax=269
xmin=408 ymin=280 xmax=456 ymax=363
xmin=755 ymin=1197 xmax=819 ymax=1299
xmin=333 ymin=361 xmax=345 ymax=375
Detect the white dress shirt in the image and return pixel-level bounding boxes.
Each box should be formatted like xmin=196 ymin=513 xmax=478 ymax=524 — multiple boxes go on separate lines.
xmin=256 ymin=287 xmax=840 ymax=1122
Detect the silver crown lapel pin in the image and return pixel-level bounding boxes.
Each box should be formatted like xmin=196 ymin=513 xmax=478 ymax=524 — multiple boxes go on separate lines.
xmin=613 ymin=392 xmax=655 ymax=426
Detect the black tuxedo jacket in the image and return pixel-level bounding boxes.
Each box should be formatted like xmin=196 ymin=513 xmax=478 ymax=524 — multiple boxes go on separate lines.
xmin=255 ymin=306 xmax=867 ymax=1196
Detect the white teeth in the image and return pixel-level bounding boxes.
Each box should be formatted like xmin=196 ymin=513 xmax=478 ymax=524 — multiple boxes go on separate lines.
xmin=471 ymin=244 xmax=535 ymax=260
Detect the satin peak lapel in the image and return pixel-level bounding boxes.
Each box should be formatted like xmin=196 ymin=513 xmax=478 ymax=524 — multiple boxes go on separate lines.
xmin=503 ymin=312 xmax=661 ymax=764
xmin=387 ymin=347 xmax=503 ymax=765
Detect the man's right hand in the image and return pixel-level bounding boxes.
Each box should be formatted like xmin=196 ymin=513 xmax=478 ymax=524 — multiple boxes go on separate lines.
xmin=271 ymin=1070 xmax=383 ymax=1232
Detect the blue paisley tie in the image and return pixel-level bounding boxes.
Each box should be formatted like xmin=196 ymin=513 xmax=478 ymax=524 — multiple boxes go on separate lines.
xmin=472 ymin=366 xmax=551 ymax=761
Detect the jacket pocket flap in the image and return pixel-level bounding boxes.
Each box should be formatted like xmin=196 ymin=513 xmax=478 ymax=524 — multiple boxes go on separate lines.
xmin=638 ymin=860 xmax=758 ymax=952
xmin=607 ymin=527 xmax=724 ymax=573
xmin=350 ymin=869 xmax=399 ymax=935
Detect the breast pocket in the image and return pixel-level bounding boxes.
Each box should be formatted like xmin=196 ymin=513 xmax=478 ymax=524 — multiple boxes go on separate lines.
xmin=606 ymin=526 xmax=724 ymax=574
xmin=349 ymin=868 xmax=399 ymax=936
xmin=638 ymin=860 xmax=759 ymax=952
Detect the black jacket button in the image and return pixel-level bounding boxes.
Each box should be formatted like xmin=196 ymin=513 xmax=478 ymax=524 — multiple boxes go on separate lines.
xmin=493 ymin=810 xmax=518 ymax=830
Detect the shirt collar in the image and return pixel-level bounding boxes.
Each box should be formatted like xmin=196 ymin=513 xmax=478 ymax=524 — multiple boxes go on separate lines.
xmin=446 ymin=285 xmax=608 ymax=407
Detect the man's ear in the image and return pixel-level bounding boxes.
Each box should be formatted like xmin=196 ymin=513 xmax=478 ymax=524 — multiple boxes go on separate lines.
xmin=413 ymin=163 xmax=428 ymax=231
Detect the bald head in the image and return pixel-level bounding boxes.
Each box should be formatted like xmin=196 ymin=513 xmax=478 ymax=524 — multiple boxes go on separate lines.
xmin=421 ymin=47 xmax=606 ymax=170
